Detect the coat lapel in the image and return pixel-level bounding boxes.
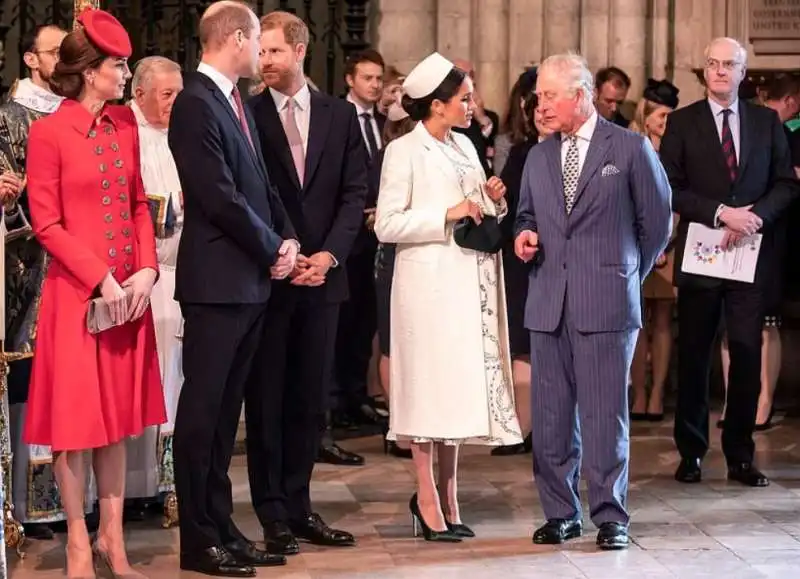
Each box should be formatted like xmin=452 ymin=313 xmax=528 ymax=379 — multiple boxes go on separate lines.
xmin=736 ymin=101 xmax=754 ymax=181
xmin=254 ymin=92 xmax=302 ymax=192
xmin=412 ymin=123 xmax=461 ymax=185
xmin=695 ymin=102 xmax=730 ymax=182
xmin=542 ymin=136 xmax=568 ymax=227
xmin=303 ymin=92 xmax=332 ymax=191
xmin=205 ymin=80 xmax=264 ymax=182
xmin=571 ymin=118 xmax=612 ymax=209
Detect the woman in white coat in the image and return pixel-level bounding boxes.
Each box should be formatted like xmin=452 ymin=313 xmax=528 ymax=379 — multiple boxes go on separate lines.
xmin=375 ymin=53 xmax=522 ymax=542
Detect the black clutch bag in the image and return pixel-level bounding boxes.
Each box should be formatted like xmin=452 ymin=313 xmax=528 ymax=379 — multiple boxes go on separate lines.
xmin=453 ymin=215 xmax=505 ymax=253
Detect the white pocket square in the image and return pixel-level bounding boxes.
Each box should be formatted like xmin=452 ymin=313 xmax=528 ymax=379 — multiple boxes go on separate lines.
xmin=601 ymin=164 xmax=620 ymax=177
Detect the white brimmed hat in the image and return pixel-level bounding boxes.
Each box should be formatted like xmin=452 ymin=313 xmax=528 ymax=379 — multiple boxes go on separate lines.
xmin=402 ymin=52 xmax=455 ymax=99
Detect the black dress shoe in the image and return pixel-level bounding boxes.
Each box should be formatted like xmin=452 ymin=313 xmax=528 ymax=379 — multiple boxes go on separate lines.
xmin=728 ymin=463 xmax=769 ymax=487
xmin=23 ymin=522 xmax=54 ymax=540
xmin=263 ymin=521 xmax=300 ymax=555
xmin=316 ymin=441 xmax=365 ymax=466
xmin=179 ymin=546 xmax=256 ymax=577
xmin=289 ymin=513 xmax=356 ymax=547
xmin=674 ymin=458 xmax=702 ymax=483
xmin=532 ymin=519 xmax=582 ymax=544
xmin=224 ymin=539 xmax=286 ymax=567
xmin=596 ymin=522 xmax=629 ymax=550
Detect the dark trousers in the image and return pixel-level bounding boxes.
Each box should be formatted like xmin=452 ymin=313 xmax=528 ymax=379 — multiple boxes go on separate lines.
xmin=173 ymin=303 xmax=265 ymax=552
xmin=333 ymin=250 xmax=377 ymax=410
xmin=245 ymin=293 xmax=339 ymax=525
xmin=674 ymin=284 xmax=764 ymax=465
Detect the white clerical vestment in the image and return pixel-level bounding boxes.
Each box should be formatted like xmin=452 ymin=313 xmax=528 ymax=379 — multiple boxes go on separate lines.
xmin=125 ymin=102 xmax=184 ymax=498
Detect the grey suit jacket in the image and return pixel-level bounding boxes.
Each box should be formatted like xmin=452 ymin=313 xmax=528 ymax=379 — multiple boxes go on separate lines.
xmin=515 ymin=117 xmax=672 ymax=333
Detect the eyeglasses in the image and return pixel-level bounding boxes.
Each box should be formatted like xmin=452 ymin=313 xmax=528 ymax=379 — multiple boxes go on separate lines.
xmin=34 ymin=48 xmax=60 ymax=58
xmin=705 ymin=58 xmax=741 ymax=72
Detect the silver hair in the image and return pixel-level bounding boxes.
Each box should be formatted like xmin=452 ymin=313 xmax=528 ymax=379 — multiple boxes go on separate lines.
xmin=538 ymin=52 xmax=595 ymax=106
xmin=704 ymin=37 xmax=748 ymax=66
xmin=132 ymin=56 xmax=182 ymax=92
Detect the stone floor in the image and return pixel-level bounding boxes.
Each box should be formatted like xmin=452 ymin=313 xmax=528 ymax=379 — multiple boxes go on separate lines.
xmin=8 ymin=411 xmax=800 ymax=578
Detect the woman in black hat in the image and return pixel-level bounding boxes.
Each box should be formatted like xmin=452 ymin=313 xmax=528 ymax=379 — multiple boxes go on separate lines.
xmin=629 ymin=78 xmax=680 ymax=422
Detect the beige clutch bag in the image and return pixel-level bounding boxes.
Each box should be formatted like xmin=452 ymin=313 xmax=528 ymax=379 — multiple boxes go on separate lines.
xmin=86 ymin=288 xmax=134 ymax=335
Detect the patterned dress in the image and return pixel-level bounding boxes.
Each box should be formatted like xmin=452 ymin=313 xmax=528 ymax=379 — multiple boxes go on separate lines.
xmin=381 ymin=125 xmax=521 ymax=447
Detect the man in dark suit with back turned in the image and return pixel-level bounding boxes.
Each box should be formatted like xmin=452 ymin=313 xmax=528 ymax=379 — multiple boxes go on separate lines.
xmin=245 ymin=11 xmax=367 ymax=555
xmin=168 ymin=1 xmax=293 ymax=575
xmin=661 ymin=37 xmax=799 ymax=488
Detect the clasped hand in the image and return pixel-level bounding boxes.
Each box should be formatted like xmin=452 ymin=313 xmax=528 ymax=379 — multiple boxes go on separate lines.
xmin=484 ymin=176 xmax=507 ymax=202
xmin=101 ymin=268 xmax=157 ymax=325
xmin=290 ymin=252 xmax=332 ymax=287
xmin=719 ymin=205 xmax=762 ymax=250
xmin=270 ymin=239 xmax=300 ymax=280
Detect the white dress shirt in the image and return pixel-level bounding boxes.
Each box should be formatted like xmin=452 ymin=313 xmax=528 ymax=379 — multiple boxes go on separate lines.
xmin=197 ymin=62 xmax=239 ymax=117
xmin=269 ymin=84 xmax=311 ymax=155
xmin=346 ymin=93 xmax=382 ymax=154
xmin=560 ymin=110 xmax=599 ymax=172
xmin=707 ymin=97 xmax=740 ymax=163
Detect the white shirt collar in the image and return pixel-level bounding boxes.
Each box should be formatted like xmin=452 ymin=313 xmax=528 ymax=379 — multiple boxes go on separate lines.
xmin=197 ymin=62 xmax=235 ymax=99
xmin=346 ymin=93 xmax=375 ymax=117
xmin=707 ymin=97 xmax=739 ymax=117
xmin=561 ymin=110 xmax=599 ymax=143
xmin=269 ymin=83 xmax=311 ymax=112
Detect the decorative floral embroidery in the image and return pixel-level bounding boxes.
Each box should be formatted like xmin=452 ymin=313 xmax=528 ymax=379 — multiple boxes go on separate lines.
xmin=402 ymin=135 xmax=521 ymax=446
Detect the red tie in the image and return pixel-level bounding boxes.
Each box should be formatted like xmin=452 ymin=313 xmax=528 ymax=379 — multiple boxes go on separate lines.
xmin=231 ymin=85 xmax=254 ymax=150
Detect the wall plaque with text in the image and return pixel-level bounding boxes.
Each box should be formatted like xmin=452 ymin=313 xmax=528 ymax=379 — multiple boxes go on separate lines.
xmin=749 ymin=0 xmax=800 ymax=53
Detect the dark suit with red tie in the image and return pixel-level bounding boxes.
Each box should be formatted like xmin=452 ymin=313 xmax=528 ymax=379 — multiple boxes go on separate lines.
xmin=169 ymin=69 xmax=295 ymax=558
xmin=245 ymin=86 xmax=368 ymax=530
xmin=661 ymin=98 xmax=799 ymax=471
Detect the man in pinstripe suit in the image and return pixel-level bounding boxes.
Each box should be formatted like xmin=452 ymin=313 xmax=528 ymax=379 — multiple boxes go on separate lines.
xmin=515 ymin=53 xmax=672 ymax=550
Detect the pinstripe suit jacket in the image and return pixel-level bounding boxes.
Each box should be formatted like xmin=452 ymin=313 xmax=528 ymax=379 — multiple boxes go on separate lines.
xmin=515 ymin=117 xmax=672 ymax=333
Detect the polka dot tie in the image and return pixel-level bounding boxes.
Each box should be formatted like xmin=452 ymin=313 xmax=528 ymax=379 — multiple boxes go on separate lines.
xmin=563 ymin=135 xmax=579 ymax=214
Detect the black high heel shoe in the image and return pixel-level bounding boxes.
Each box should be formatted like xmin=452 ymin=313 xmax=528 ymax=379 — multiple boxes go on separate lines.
xmin=445 ymin=521 xmax=475 ymax=538
xmin=382 ymin=424 xmax=413 ymax=459
xmin=409 ymin=494 xmax=461 ymax=542
xmin=755 ymin=407 xmax=775 ymax=431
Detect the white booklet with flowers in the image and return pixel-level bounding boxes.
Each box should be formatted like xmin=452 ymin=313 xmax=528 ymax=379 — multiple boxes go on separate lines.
xmin=680 ymin=222 xmax=762 ymax=283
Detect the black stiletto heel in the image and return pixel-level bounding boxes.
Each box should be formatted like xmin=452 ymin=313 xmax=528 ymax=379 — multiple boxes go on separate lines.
xmin=445 ymin=521 xmax=475 ymax=538
xmin=408 ymin=494 xmax=461 ymax=542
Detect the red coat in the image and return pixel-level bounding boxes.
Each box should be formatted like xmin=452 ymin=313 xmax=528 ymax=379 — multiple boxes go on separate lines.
xmin=24 ymin=100 xmax=166 ymax=451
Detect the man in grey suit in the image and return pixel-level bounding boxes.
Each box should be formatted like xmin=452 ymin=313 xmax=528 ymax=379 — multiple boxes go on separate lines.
xmin=514 ymin=53 xmax=672 ymax=550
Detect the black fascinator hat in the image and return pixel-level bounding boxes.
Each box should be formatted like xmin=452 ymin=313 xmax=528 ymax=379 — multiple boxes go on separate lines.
xmin=643 ymin=78 xmax=680 ymax=109
xmin=518 ymin=66 xmax=538 ymax=96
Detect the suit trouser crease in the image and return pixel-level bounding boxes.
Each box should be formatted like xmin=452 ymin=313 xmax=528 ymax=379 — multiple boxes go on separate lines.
xmin=245 ymin=295 xmax=340 ymax=525
xmin=173 ymin=303 xmax=265 ymax=551
xmin=530 ymin=305 xmax=635 ymax=526
xmin=675 ymin=284 xmax=763 ymax=464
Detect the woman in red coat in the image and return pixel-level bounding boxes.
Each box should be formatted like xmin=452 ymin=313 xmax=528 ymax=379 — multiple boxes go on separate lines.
xmin=25 ymin=9 xmax=165 ymax=578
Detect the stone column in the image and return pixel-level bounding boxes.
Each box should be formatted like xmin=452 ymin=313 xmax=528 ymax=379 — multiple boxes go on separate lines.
xmin=474 ymin=0 xmax=510 ymax=114
xmin=581 ymin=0 xmax=611 ymax=71
xmin=609 ymin=0 xmax=647 ymax=98
xmin=649 ymin=0 xmax=671 ymax=81
xmin=508 ymin=0 xmax=546 ymax=78
xmin=544 ymin=0 xmax=581 ymax=56
xmin=436 ymin=0 xmax=473 ymax=61
xmin=374 ymin=0 xmax=437 ymax=75
xmin=673 ymin=0 xmax=709 ymax=104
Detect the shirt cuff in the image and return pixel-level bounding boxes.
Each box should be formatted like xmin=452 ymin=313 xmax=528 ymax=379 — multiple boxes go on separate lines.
xmin=714 ymin=204 xmax=726 ymax=228
xmin=325 ymin=251 xmax=339 ymax=268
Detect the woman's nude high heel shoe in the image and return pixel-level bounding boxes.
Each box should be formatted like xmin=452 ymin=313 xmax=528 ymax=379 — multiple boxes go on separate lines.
xmin=92 ymin=542 xmax=148 ymax=579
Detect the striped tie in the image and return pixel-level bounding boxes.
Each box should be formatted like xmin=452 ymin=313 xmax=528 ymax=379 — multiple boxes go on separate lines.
xmin=720 ymin=109 xmax=737 ymax=182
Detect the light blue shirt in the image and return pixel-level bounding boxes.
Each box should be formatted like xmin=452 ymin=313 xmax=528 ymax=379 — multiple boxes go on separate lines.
xmin=707 ymin=97 xmax=740 ymax=163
